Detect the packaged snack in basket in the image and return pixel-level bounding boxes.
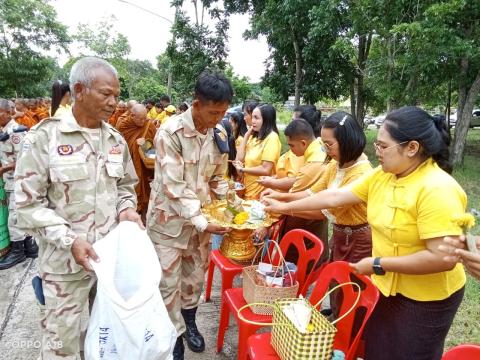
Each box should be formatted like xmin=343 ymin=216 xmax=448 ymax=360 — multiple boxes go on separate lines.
xmin=282 ymin=262 xmax=297 ymax=287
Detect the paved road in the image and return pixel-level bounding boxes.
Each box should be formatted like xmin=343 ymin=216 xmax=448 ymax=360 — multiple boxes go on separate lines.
xmin=0 ymin=258 xmax=239 ymax=359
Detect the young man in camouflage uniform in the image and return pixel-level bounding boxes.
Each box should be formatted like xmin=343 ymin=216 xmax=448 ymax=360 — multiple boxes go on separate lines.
xmin=0 ymin=99 xmax=38 ymax=269
xmin=14 ymin=57 xmax=142 ymax=360
xmin=146 ymin=71 xmax=232 ymax=359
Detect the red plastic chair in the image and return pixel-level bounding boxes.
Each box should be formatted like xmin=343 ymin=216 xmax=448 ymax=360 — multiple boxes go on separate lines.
xmin=442 ymin=344 xmax=480 ymax=360
xmin=216 ymin=229 xmax=325 ymax=360
xmin=205 ymin=218 xmax=285 ymax=302
xmin=247 ymin=261 xmax=380 ymax=360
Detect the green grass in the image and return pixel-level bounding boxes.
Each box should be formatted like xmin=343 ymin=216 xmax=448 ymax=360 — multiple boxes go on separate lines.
xmin=279 ymin=125 xmax=480 ymax=348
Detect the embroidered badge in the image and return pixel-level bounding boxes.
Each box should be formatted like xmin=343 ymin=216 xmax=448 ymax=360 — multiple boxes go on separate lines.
xmin=57 ymin=145 xmax=74 ymax=155
xmin=11 ymin=134 xmax=21 ymax=145
xmin=218 ymin=132 xmax=227 ymax=141
xmin=109 ymin=145 xmax=122 ymax=154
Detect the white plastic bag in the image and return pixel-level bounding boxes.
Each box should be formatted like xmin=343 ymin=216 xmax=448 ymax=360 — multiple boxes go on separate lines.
xmin=85 ymin=221 xmax=177 ymax=360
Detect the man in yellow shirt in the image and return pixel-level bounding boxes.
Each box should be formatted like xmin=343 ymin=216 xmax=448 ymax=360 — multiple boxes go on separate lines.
xmin=279 ymin=119 xmax=329 ymax=262
xmin=153 ymin=95 xmax=171 ymax=125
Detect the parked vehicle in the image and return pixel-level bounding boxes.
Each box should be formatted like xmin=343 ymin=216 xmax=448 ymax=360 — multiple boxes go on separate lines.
xmin=374 ymin=114 xmax=386 ymax=128
xmin=449 ymin=109 xmax=480 ymax=128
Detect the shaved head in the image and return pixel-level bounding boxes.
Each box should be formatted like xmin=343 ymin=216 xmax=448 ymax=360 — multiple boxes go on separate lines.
xmin=131 ymin=104 xmax=147 ymax=127
xmin=127 ymin=100 xmax=138 ymax=109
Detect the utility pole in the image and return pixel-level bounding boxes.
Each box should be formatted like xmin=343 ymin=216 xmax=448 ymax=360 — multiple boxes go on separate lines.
xmin=117 ymin=0 xmax=175 ymax=98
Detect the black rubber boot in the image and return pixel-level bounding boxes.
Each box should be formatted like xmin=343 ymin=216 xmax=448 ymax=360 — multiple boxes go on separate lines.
xmin=173 ymin=335 xmax=185 ymax=360
xmin=181 ymin=307 xmax=205 ymax=353
xmin=24 ymin=236 xmax=38 ymax=258
xmin=0 ymin=241 xmax=26 ymax=270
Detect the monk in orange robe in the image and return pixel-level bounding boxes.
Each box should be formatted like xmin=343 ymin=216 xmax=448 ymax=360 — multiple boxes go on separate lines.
xmin=115 ymin=99 xmax=138 ymax=129
xmin=34 ymin=98 xmax=50 ymax=121
xmin=117 ymin=104 xmax=157 ymax=215
xmin=108 ymin=101 xmax=127 ymax=127
xmin=13 ymin=100 xmax=37 ymax=129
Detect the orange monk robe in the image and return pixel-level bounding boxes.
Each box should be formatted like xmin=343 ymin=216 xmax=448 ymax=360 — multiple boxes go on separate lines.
xmin=117 ymin=116 xmax=157 ymax=212
xmin=15 ymin=112 xmax=37 ymax=129
xmin=108 ymin=109 xmax=127 ymax=127
xmin=115 ymin=110 xmax=131 ymax=130
xmin=34 ymin=106 xmax=50 ymax=121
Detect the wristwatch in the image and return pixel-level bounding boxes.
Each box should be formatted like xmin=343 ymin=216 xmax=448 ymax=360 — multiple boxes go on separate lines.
xmin=373 ymin=257 xmax=386 ymax=275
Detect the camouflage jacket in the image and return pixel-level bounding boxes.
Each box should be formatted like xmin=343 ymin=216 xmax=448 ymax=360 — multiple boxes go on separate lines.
xmin=0 ymin=119 xmax=27 ymax=191
xmin=146 ymin=108 xmax=228 ymax=248
xmin=14 ymin=110 xmax=138 ymax=279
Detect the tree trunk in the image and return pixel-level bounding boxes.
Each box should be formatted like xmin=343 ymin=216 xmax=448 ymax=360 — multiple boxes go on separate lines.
xmin=292 ymin=29 xmax=302 ymax=107
xmin=350 ymin=79 xmax=356 ymax=119
xmin=450 ymin=68 xmax=480 ymax=166
xmin=354 ymin=33 xmax=371 ymax=126
xmin=385 ymin=35 xmax=396 ymax=112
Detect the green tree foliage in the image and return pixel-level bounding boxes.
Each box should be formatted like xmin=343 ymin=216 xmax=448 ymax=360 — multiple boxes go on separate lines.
xmin=167 ymin=1 xmax=229 ymax=99
xmin=0 ymin=0 xmax=70 ymax=97
xmin=224 ymin=0 xmax=349 ymax=109
xmin=72 ymin=18 xmax=168 ymax=101
xmin=224 ymin=66 xmax=252 ymax=104
xmin=75 ymin=17 xmax=131 ymax=59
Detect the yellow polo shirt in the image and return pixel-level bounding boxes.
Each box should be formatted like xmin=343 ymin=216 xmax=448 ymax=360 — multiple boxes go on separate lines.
xmin=244 ymin=132 xmax=281 ymax=199
xmin=350 ymin=158 xmax=466 ymax=301
xmin=276 ymin=150 xmax=305 ymax=179
xmin=235 ymin=135 xmax=243 ymax=149
xmin=147 ymin=107 xmax=159 ymax=120
xmin=155 ymin=110 xmax=167 ymax=123
xmin=289 ymin=139 xmax=326 ymax=193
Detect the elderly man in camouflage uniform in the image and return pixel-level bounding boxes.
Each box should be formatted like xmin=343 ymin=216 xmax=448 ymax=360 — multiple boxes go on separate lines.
xmin=14 ymin=57 xmax=141 ymax=360
xmin=0 ymin=99 xmax=38 ymax=270
xmin=146 ymin=71 xmax=232 ymax=360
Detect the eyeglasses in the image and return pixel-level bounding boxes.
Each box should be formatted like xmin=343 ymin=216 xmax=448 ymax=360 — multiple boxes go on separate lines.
xmin=373 ymin=141 xmax=408 ymax=153
xmin=322 ymin=142 xmax=337 ymax=151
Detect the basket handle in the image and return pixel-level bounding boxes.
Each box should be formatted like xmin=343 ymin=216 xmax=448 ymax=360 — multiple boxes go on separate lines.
xmin=237 ymin=302 xmax=291 ymax=327
xmin=251 ymin=239 xmax=294 ymax=287
xmin=313 ymin=282 xmax=362 ymax=326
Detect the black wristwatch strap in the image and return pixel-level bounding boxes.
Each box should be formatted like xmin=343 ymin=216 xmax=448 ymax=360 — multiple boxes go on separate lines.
xmin=373 ymin=257 xmax=386 ymax=275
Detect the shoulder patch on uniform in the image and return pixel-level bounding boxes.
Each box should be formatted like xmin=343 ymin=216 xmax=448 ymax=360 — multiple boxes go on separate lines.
xmin=10 ymin=134 xmax=21 ymax=144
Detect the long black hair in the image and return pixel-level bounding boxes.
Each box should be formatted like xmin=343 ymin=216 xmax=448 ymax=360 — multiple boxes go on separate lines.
xmin=226 ymin=112 xmax=246 ymax=179
xmin=51 ymin=80 xmax=70 ymax=116
xmin=253 ymin=104 xmax=279 ymax=141
xmin=384 ymin=106 xmax=452 ymax=173
xmin=230 ymin=111 xmax=247 ymax=139
xmin=322 ymin=111 xmax=366 ymax=167
xmin=296 ymin=105 xmax=322 ymax=138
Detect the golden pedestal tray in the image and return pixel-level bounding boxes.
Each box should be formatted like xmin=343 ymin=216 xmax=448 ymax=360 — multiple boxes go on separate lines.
xmin=202 ymin=200 xmax=277 ymax=263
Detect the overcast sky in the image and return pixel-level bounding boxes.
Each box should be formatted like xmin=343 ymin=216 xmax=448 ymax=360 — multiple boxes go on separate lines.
xmin=52 ymin=0 xmax=269 ymax=82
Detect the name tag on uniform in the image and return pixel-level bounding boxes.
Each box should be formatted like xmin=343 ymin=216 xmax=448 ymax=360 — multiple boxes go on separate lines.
xmin=107 ymin=153 xmax=122 ymax=163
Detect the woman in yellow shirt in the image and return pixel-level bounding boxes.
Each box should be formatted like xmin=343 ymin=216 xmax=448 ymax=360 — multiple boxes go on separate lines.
xmin=264 ymin=111 xmax=372 ymax=263
xmin=242 ymin=100 xmax=258 ymax=127
xmin=226 ymin=111 xmax=248 ymax=180
xmin=51 ymin=80 xmax=71 ymax=117
xmin=264 ymin=106 xmax=466 ymax=360
xmin=235 ymin=104 xmax=281 ymax=199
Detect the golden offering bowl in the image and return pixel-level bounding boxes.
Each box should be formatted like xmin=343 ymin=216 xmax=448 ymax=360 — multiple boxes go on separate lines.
xmin=202 ymin=200 xmax=277 ymax=263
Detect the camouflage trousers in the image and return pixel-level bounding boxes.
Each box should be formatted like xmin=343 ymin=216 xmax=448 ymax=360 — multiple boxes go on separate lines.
xmin=40 ymin=274 xmax=96 ymax=360
xmin=7 ymin=191 xmax=25 ymax=242
xmin=154 ymin=230 xmax=210 ymax=334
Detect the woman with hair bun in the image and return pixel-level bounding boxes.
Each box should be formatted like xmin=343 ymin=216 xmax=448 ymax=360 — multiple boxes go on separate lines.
xmin=264 ymin=106 xmax=467 ymax=360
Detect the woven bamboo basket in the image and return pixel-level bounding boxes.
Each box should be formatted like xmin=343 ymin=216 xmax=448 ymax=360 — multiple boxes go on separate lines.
xmin=242 ymin=265 xmax=298 ymax=315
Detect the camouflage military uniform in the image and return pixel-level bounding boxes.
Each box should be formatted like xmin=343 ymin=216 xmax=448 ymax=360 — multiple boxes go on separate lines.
xmin=14 ymin=111 xmax=138 ymax=360
xmin=146 ymin=108 xmax=227 ymax=334
xmin=0 ymin=119 xmax=27 ymax=243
